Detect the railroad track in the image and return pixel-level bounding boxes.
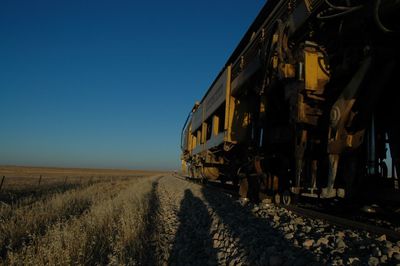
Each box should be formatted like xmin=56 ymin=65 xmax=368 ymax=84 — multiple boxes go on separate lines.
xmin=173 ymin=173 xmax=400 ymax=242
xmin=284 ymin=204 xmax=400 ymax=242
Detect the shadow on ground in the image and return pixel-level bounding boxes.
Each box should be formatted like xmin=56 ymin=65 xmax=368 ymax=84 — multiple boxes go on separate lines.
xmin=169 ymin=189 xmax=218 ymax=265
xmin=133 ymin=178 xmax=161 ymax=265
xmin=201 ymin=187 xmax=320 ymax=265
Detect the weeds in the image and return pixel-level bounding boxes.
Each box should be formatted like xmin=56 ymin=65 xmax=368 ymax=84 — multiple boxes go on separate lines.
xmin=3 ymin=176 xmax=162 ymax=265
xmin=0 ymin=180 xmax=130 ymax=261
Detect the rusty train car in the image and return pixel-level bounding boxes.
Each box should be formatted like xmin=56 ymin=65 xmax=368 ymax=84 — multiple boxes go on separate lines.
xmin=180 ymin=0 xmax=400 ymax=204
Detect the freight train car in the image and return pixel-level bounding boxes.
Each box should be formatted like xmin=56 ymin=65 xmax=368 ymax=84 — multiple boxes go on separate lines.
xmin=180 ymin=0 xmax=400 ymax=204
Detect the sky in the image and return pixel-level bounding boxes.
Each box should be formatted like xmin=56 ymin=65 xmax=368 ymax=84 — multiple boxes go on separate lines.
xmin=0 ymin=0 xmax=266 ymax=170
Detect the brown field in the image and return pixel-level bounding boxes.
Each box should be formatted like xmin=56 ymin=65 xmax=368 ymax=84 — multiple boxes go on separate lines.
xmin=0 ymin=165 xmax=164 ymax=203
xmin=0 ymin=166 xmax=161 ymax=179
xmin=0 ymin=166 xmax=166 ymax=265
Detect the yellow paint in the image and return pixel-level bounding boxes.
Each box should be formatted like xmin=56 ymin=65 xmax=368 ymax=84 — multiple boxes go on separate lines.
xmin=273 ymin=175 xmax=279 ymax=191
xmin=304 ymin=44 xmax=330 ymax=91
xmin=260 ymin=100 xmax=265 ymax=114
xmin=304 ymin=0 xmax=312 ymax=12
xmin=242 ymin=113 xmax=250 ymax=127
xmin=213 ymin=115 xmax=219 ymax=136
xmin=282 ymin=63 xmax=295 ymax=78
xmin=272 ymin=33 xmax=279 ymax=44
xmin=188 ymin=125 xmax=193 ymax=152
xmin=305 ymin=50 xmax=319 ymax=90
xmin=272 ymin=56 xmax=279 ymax=69
xmin=192 ymin=134 xmax=197 ymax=150
xmin=181 ymin=160 xmax=187 ymax=175
xmin=297 ymin=94 xmax=306 ymax=123
xmin=197 ymin=130 xmax=201 ymax=146
xmin=346 ymin=134 xmax=353 ymax=148
xmin=224 ymin=65 xmax=234 ymax=142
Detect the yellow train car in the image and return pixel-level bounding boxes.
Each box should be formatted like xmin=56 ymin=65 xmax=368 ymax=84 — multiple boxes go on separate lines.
xmin=181 ymin=0 xmax=400 ymax=204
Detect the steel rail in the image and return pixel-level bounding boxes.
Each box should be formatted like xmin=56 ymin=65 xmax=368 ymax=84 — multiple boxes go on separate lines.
xmin=284 ymin=204 xmax=400 ymax=242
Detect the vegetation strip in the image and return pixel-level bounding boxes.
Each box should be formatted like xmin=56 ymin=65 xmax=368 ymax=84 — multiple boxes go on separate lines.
xmin=4 ymin=175 xmax=162 ymax=265
xmin=0 ymin=179 xmax=134 ymax=261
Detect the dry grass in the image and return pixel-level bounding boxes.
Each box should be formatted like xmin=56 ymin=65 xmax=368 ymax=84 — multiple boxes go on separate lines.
xmin=0 ymin=166 xmax=164 ymax=265
xmin=0 ymin=165 xmax=164 ymax=205
xmin=0 ymin=165 xmax=161 ymax=179
xmin=0 ymin=165 xmax=162 ymax=190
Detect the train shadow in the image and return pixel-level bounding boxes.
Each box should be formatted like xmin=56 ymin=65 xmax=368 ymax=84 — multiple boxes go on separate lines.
xmin=201 ymin=187 xmax=320 ymax=265
xmin=169 ymin=189 xmax=218 ymax=265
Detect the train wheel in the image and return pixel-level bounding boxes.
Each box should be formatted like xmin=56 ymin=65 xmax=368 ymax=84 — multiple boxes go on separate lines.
xmin=274 ymin=193 xmax=281 ymax=204
xmin=282 ymin=190 xmax=291 ymax=206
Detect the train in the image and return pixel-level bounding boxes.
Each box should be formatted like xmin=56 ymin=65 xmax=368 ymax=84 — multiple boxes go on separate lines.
xmin=180 ymin=0 xmax=400 ymax=205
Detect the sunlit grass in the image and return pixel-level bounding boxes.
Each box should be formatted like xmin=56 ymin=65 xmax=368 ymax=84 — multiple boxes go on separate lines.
xmin=3 ymin=176 xmax=160 ymax=265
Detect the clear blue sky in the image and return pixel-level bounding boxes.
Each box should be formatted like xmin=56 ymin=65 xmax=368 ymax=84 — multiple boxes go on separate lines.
xmin=0 ymin=0 xmax=266 ymax=170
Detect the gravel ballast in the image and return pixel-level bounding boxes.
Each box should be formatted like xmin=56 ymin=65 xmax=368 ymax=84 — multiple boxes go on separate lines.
xmin=146 ymin=176 xmax=400 ymax=265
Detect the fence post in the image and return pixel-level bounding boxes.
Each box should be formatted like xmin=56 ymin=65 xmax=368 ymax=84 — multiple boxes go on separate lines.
xmin=0 ymin=176 xmax=5 ymax=191
xmin=38 ymin=175 xmax=42 ymax=186
xmin=64 ymin=176 xmax=68 ymax=185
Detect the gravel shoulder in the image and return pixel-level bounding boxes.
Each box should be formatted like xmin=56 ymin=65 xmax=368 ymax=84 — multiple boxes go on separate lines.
xmin=152 ymin=176 xmax=400 ymax=266
xmin=153 ymin=176 xmax=316 ymax=266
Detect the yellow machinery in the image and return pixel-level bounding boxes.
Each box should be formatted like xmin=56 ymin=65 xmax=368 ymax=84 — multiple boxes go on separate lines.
xmin=181 ymin=0 xmax=400 ymax=204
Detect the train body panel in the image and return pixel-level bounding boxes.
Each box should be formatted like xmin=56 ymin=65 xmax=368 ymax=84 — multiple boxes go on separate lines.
xmin=181 ymin=0 xmax=400 ymax=203
xmin=189 ymin=66 xmax=231 ymax=156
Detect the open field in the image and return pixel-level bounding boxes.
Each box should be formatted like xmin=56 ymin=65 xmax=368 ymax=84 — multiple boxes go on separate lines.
xmin=0 ymin=165 xmax=162 ymax=188
xmin=0 ymin=166 xmax=166 ymax=265
xmin=1 ymin=171 xmax=400 ymax=265
xmin=0 ymin=166 xmax=165 ymax=205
